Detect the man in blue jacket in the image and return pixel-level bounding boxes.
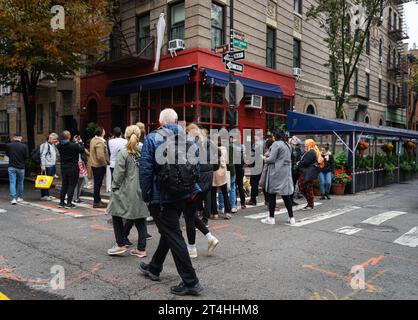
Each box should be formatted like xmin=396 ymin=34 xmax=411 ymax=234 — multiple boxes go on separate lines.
xmin=139 ymin=108 xmax=203 ymax=296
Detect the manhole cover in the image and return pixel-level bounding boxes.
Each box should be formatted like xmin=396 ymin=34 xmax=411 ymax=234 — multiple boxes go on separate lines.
xmin=354 ymin=223 xmax=398 ymax=233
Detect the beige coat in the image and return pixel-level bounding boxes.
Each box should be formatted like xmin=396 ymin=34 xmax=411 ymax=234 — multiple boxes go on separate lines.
xmin=89 ymin=137 xmax=109 ymax=168
xmin=212 ymin=146 xmax=229 ymax=187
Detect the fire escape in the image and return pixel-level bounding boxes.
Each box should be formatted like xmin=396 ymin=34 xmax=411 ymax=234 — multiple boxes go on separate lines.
xmin=94 ymin=1 xmax=155 ymax=73
xmin=387 ymin=0 xmax=410 ymax=111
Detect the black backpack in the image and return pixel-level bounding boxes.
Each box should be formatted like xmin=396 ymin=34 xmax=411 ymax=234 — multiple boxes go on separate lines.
xmin=31 ymin=143 xmax=50 ymax=165
xmin=156 ymin=130 xmax=199 ymax=196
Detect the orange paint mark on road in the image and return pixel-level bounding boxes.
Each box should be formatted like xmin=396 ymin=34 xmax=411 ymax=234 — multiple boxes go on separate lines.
xmin=0 ymin=265 xmax=49 ymax=284
xmin=65 ymin=263 xmax=103 ymax=286
xmin=303 ymin=264 xmax=381 ymax=293
xmin=208 ymin=225 xmax=229 ymax=231
xmin=359 ymin=256 xmax=385 ymax=269
xmin=90 ymin=224 xmax=112 ymax=231
xmin=356 ymin=247 xmax=418 ymax=264
xmin=36 ymin=216 xmax=71 ymax=223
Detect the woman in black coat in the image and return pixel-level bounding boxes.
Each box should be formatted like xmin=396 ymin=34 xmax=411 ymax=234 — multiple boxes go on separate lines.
xmin=296 ymin=139 xmax=323 ymax=210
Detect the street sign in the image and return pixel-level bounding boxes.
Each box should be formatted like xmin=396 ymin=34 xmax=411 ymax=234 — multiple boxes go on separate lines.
xmin=222 ymin=50 xmax=246 ymax=62
xmin=215 ymin=44 xmax=230 ymax=53
xmin=225 ymin=61 xmax=244 ymax=73
xmin=233 ymin=31 xmax=245 ymax=41
xmin=233 ymin=39 xmax=248 ymax=50
xmin=225 ymin=80 xmax=244 ymax=104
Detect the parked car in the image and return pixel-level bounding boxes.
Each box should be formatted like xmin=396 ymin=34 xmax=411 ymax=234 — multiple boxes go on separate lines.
xmin=0 ymin=150 xmax=9 ymax=178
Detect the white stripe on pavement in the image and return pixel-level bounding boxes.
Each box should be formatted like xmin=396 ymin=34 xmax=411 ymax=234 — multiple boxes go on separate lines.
xmin=335 ymin=226 xmax=363 ymax=235
xmin=80 ymin=196 xmax=109 ymax=204
xmin=393 ymin=227 xmax=418 ymax=248
xmin=361 ymin=211 xmax=407 ymax=226
xmin=291 ymin=206 xmax=361 ymax=227
xmin=244 ymin=202 xmax=322 ymax=220
xmin=17 ymin=201 xmax=84 ymax=218
xmin=0 ymin=208 xmax=6 ymax=213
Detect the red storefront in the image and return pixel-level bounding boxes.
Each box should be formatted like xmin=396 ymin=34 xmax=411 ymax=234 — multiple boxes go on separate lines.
xmin=80 ymin=48 xmax=295 ymax=138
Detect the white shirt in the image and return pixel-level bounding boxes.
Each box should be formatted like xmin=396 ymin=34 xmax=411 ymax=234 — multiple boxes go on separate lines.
xmin=108 ymin=137 xmax=127 ymax=168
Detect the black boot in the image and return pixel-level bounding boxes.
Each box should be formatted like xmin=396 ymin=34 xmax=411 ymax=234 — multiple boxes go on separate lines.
xmin=325 ymin=193 xmax=331 ymax=200
xmin=320 ymin=194 xmax=326 ymax=200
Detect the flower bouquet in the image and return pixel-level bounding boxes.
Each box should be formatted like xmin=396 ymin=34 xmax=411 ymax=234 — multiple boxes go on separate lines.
xmin=381 ymin=143 xmax=394 ymax=157
xmin=403 ymin=141 xmax=416 ymax=154
xmin=358 ymin=140 xmax=369 ymax=156
xmin=332 ymin=169 xmax=352 ymax=195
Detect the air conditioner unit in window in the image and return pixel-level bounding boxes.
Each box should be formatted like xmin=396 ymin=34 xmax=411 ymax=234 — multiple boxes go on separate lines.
xmin=168 ymin=39 xmax=185 ymax=57
xmin=293 ymin=67 xmax=303 ymax=81
xmin=245 ymin=95 xmax=263 ymax=109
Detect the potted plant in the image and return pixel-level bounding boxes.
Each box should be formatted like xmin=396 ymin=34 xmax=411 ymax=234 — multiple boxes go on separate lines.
xmin=381 ymin=143 xmax=394 ymax=157
xmin=403 ymin=141 xmax=416 ymax=155
xmin=332 ymin=169 xmax=352 ymax=195
xmin=357 ymin=140 xmax=369 ymax=156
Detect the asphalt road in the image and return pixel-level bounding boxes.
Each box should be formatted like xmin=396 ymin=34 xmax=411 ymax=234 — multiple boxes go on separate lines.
xmin=0 ymin=179 xmax=418 ymax=300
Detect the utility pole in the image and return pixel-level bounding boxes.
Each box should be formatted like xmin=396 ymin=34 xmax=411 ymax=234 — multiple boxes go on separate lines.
xmin=228 ymin=0 xmax=236 ymax=130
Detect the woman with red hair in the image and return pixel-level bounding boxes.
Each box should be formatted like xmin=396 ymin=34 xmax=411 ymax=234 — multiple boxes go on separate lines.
xmin=296 ymin=139 xmax=324 ymax=210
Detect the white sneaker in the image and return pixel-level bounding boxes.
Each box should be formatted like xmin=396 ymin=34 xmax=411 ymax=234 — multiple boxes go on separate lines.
xmin=146 ymin=216 xmax=154 ymax=222
xmin=41 ymin=196 xmax=52 ymax=201
xmin=218 ymin=208 xmax=225 ymax=214
xmin=288 ymin=217 xmax=296 ymax=225
xmin=231 ymin=208 xmax=238 ymax=213
xmin=261 ymin=217 xmax=275 ymax=225
xmin=11 ymin=199 xmax=17 ymax=205
xmin=17 ymin=197 xmax=23 ymax=202
xmin=208 ymin=237 xmax=219 ymax=252
xmin=188 ymin=247 xmax=198 ymax=258
xmin=107 ymin=244 xmax=127 ymax=256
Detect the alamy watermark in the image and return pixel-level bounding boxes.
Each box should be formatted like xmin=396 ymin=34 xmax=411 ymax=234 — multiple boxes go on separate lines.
xmin=51 ymin=5 xmax=65 ymax=31
xmin=350 ymin=265 xmax=365 ymax=290
xmin=31 ymin=265 xmax=66 ymax=291
xmin=154 ymin=128 xmax=265 ymax=175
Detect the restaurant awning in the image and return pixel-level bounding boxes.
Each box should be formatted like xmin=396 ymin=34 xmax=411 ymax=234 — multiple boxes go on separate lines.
xmin=286 ymin=111 xmax=418 ymax=140
xmin=203 ymin=68 xmax=283 ymax=99
xmin=106 ymin=66 xmax=194 ymax=97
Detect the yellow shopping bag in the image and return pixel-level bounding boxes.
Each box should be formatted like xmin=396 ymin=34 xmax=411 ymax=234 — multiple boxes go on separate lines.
xmin=35 ymin=173 xmax=54 ymax=189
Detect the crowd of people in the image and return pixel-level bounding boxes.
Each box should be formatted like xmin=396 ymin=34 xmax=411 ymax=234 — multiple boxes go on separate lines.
xmin=4 ymin=107 xmax=335 ymax=296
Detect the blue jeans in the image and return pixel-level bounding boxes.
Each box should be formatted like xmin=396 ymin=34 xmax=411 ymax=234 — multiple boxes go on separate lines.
xmin=41 ymin=166 xmax=56 ymax=197
xmin=218 ymin=174 xmax=237 ymax=210
xmin=319 ymin=171 xmax=332 ymax=195
xmin=8 ymin=167 xmax=25 ymax=200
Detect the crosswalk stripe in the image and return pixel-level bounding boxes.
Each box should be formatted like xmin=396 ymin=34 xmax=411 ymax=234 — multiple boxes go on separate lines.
xmin=244 ymin=202 xmax=322 ymax=220
xmin=291 ymin=206 xmax=361 ymax=227
xmin=0 ymin=208 xmax=6 ymax=213
xmin=80 ymin=196 xmax=109 ymax=204
xmin=17 ymin=201 xmax=84 ymax=218
xmin=361 ymin=211 xmax=407 ymax=226
xmin=335 ymin=226 xmax=363 ymax=235
xmin=393 ymin=227 xmax=418 ymax=248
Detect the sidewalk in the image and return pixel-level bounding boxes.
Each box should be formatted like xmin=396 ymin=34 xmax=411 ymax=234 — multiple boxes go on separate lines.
xmin=25 ymin=175 xmax=111 ymax=200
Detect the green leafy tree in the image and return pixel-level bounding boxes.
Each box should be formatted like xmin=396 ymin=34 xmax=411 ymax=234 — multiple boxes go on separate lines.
xmin=307 ymin=0 xmax=390 ymax=119
xmin=0 ymin=0 xmax=111 ymax=150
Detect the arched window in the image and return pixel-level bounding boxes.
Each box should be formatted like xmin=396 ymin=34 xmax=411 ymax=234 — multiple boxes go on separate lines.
xmin=87 ymin=99 xmax=98 ymax=124
xmin=364 ymin=115 xmax=370 ymax=124
xmin=379 ymin=119 xmax=384 ymax=126
xmin=393 ymin=48 xmax=396 ymax=67
xmin=388 ymin=46 xmax=391 ymax=67
xmin=306 ymin=105 xmax=315 ymax=115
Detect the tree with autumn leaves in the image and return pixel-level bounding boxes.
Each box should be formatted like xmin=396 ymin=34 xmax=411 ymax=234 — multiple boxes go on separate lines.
xmin=0 ymin=0 xmax=111 ymax=150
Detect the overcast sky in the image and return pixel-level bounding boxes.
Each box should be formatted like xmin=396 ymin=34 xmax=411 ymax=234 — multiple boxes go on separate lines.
xmin=404 ymin=2 xmax=418 ymax=49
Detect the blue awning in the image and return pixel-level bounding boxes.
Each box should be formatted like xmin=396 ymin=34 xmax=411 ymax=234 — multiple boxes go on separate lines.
xmin=203 ymin=69 xmax=283 ymax=98
xmin=106 ymin=67 xmax=193 ymax=97
xmin=286 ymin=111 xmax=418 ymax=140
